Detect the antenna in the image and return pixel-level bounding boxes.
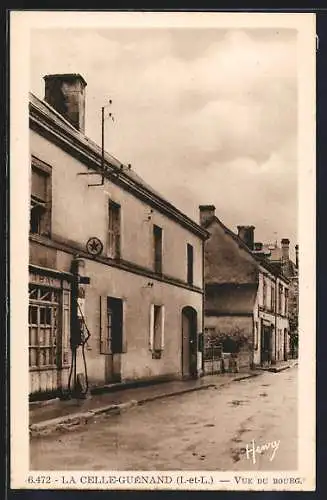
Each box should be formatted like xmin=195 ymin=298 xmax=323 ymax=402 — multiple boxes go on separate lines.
xmin=77 ymin=99 xmax=115 ymax=187
xmin=273 ymin=231 xmax=278 ymax=247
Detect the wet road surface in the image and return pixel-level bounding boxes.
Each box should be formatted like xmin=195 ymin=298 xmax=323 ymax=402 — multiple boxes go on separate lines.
xmin=30 ymin=366 xmax=297 ymax=471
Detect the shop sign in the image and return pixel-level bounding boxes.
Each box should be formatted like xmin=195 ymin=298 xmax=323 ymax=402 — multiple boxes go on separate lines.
xmin=29 ymin=272 xmax=62 ymax=289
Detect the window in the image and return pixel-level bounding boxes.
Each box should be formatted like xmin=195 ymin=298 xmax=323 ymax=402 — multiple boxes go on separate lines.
xmin=28 ymin=284 xmax=60 ymax=369
xmin=278 ymin=284 xmax=283 ymax=315
xmin=284 ymin=288 xmax=289 ymax=316
xmin=30 ymin=161 xmax=51 ymax=236
xmin=271 ymin=283 xmax=276 ymax=312
xmin=187 ymin=243 xmax=194 ymax=285
xmin=263 ymin=278 xmax=267 ymax=308
xmin=149 ymin=304 xmax=165 ymax=359
xmin=107 ymin=201 xmax=121 ymax=258
xmin=153 ymin=225 xmax=163 ymax=274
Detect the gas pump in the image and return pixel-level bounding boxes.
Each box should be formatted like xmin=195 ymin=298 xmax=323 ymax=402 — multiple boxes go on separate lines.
xmin=67 ymin=258 xmax=91 ymax=399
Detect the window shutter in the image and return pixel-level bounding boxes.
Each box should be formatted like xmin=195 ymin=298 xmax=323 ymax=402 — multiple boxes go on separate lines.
xmin=149 ymin=304 xmax=154 ymax=351
xmin=160 ymin=305 xmax=165 ymax=350
xmin=115 ymin=207 xmax=121 ymax=258
xmin=100 ymin=295 xmax=109 ymax=354
xmin=113 ymin=298 xmax=123 ymax=354
xmin=121 ymin=299 xmax=127 ymax=353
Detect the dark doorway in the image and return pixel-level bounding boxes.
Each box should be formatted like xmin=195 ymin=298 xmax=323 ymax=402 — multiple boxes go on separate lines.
xmin=181 ymin=306 xmax=198 ymax=378
xmin=261 ymin=322 xmax=272 ymax=365
xmin=284 ymin=329 xmax=288 ymax=361
xmin=105 ymin=296 xmax=123 ymax=382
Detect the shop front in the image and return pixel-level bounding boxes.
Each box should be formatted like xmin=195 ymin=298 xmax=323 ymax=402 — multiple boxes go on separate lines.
xmin=29 ymin=265 xmax=72 ymax=399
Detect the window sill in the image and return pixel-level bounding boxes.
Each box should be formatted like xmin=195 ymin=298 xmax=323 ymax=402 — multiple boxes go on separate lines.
xmin=29 ymin=233 xmax=52 ymax=243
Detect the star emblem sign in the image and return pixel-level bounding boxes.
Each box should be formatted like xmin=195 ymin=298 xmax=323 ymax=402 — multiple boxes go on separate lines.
xmin=86 ymin=237 xmax=103 ymax=256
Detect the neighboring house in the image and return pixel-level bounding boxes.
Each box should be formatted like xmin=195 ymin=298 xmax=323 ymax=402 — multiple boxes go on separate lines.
xmin=29 ymin=73 xmax=208 ymax=400
xmin=253 ymin=239 xmax=299 ymax=358
xmin=199 ymin=205 xmax=290 ymax=373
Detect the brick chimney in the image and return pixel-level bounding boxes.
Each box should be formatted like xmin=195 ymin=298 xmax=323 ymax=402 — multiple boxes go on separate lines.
xmin=295 ymin=244 xmax=299 ymax=268
xmin=237 ymin=225 xmax=255 ymax=250
xmin=44 ymin=73 xmax=87 ymax=132
xmin=281 ymin=238 xmax=290 ymax=261
xmin=199 ymin=205 xmax=216 ymax=226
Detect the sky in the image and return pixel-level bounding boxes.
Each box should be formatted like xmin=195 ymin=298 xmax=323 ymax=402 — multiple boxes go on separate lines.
xmin=30 ymin=27 xmax=298 ymax=253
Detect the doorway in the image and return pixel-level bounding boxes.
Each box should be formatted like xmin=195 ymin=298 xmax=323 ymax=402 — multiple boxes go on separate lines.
xmin=181 ymin=306 xmax=198 ymax=378
xmin=105 ymin=296 xmax=123 ymax=382
xmin=284 ymin=329 xmax=288 ymax=361
xmin=261 ymin=322 xmax=272 ymax=365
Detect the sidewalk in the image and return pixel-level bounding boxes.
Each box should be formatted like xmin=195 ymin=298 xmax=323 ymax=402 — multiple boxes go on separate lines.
xmin=29 ymin=361 xmax=296 ymax=437
xmin=255 ymin=359 xmax=298 ymax=373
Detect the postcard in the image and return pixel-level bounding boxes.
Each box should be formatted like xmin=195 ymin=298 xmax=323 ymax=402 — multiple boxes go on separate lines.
xmin=10 ymin=10 xmax=316 ymax=491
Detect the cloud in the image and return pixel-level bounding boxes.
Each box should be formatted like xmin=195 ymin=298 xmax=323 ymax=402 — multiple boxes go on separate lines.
xmin=30 ymin=27 xmax=298 ymax=244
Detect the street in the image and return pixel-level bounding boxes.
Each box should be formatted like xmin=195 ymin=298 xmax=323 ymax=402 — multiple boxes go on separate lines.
xmin=30 ymin=366 xmax=297 ymax=471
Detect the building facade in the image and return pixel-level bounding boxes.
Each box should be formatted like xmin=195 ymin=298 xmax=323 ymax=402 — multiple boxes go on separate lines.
xmin=253 ymin=238 xmax=299 ymax=358
xmin=29 ymin=73 xmax=208 ymax=400
xmin=199 ymin=206 xmax=289 ymax=373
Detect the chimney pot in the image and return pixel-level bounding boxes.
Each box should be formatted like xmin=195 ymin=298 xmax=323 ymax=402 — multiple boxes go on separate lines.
xmin=199 ymin=205 xmax=216 ymax=226
xmin=281 ymin=238 xmax=290 ymax=261
xmin=237 ymin=225 xmax=255 ymax=250
xmin=43 ymin=73 xmax=87 ymax=132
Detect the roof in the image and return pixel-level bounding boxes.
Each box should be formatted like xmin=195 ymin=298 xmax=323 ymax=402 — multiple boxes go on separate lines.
xmin=205 ymin=283 xmax=258 ymax=315
xmin=253 ymin=243 xmax=298 ymax=278
xmin=203 ymin=215 xmax=289 ymax=283
xmin=29 ymin=92 xmax=209 ymax=240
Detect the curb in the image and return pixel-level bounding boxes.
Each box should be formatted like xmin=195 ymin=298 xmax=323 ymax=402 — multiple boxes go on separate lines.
xmin=263 ymin=362 xmax=297 ymax=373
xmin=29 ymin=373 xmax=260 ymax=437
xmin=137 ymin=383 xmax=216 ymax=404
xmin=233 ymin=372 xmax=261 ymax=381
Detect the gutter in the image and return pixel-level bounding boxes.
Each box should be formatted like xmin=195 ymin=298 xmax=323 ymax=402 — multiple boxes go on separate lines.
xmin=201 ymin=239 xmax=205 ymax=375
xmin=273 ymin=274 xmax=278 ymax=365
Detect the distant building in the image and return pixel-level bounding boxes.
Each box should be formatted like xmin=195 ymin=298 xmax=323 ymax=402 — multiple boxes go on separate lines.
xmin=253 ymin=238 xmax=299 ymax=358
xmin=28 ymin=73 xmax=208 ymax=400
xmin=199 ymin=205 xmax=290 ymax=373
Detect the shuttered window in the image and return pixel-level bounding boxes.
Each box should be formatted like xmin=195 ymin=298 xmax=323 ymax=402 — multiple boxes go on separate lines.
xmin=271 ymin=284 xmax=276 ymax=312
xmin=153 ymin=225 xmax=163 ymax=274
xmin=187 ymin=243 xmax=194 ymax=285
xmin=149 ymin=304 xmax=165 ymax=358
xmin=278 ymin=284 xmax=283 ymax=314
xmin=284 ymin=288 xmax=289 ymax=316
xmin=263 ymin=278 xmax=267 ymax=308
xmin=107 ymin=200 xmax=121 ymax=258
xmin=30 ymin=159 xmax=51 ymax=236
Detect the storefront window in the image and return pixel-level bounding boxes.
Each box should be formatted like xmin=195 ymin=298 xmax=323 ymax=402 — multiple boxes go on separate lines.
xmin=28 ymin=276 xmax=70 ymax=371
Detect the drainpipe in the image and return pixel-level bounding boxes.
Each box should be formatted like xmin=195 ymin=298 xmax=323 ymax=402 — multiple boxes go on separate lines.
xmin=272 ymin=275 xmax=278 ymax=365
xmin=201 ymin=239 xmax=205 ymax=376
xmin=251 ymin=276 xmax=259 ymax=370
xmin=251 ymin=313 xmax=255 ymax=370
